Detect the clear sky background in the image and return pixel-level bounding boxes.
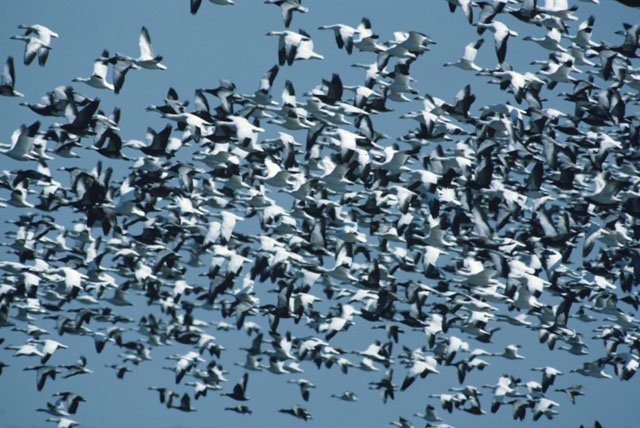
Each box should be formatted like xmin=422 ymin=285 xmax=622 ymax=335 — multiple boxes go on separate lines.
xmin=0 ymin=1 xmax=639 ymax=427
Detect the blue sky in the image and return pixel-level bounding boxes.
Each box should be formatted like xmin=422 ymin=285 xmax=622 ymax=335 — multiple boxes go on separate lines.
xmin=1 ymin=1 xmax=639 ymax=427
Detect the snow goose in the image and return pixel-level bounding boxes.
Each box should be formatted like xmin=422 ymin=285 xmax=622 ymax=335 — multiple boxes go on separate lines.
xmin=353 ymin=17 xmax=384 ymax=53
xmin=477 ymin=21 xmax=518 ymax=64
xmin=318 ymin=23 xmax=359 ymax=54
xmin=288 ymin=379 xmax=315 ymax=401
xmin=18 ymin=24 xmax=58 ymax=45
xmin=72 ymin=50 xmax=114 ymax=91
xmin=40 ymin=339 xmax=68 ymax=363
xmin=267 ymin=30 xmax=308 ymax=66
xmin=1 ymin=121 xmax=40 ymax=161
xmin=12 ymin=24 xmax=57 ymax=65
xmin=265 ymin=0 xmax=308 ymax=28
xmin=571 ymin=359 xmax=612 ymax=379
xmin=444 ymin=39 xmax=485 ymax=71
xmin=51 ymin=392 xmax=86 ymax=415
xmin=136 ymin=26 xmax=167 ymax=70
xmin=294 ymin=30 xmax=324 ymax=62
xmin=10 ymin=34 xmax=51 ymax=66
xmin=523 ymin=28 xmax=567 ymax=52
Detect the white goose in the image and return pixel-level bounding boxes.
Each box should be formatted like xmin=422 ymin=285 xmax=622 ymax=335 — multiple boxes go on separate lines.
xmin=318 ymin=23 xmax=359 ymax=54
xmin=10 ymin=35 xmax=51 ymax=66
xmin=72 ymin=50 xmax=114 ymax=91
xmin=12 ymin=24 xmax=57 ymax=66
xmin=136 ymin=26 xmax=167 ymax=70
xmin=444 ymin=39 xmax=485 ymax=71
xmin=477 ymin=21 xmax=518 ymax=64
xmin=1 ymin=121 xmax=40 ymax=161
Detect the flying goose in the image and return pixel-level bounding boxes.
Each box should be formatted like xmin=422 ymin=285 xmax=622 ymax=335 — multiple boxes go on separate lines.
xmin=1 ymin=121 xmax=41 ymax=161
xmin=172 ymin=393 xmax=196 ymax=412
xmin=331 ymin=390 xmax=358 ymax=401
xmin=477 ymin=21 xmax=518 ymax=64
xmin=72 ymin=50 xmax=114 ymax=91
xmin=288 ymin=378 xmax=316 ymax=401
xmin=279 ymin=405 xmax=312 ymax=421
xmin=18 ymin=24 xmax=59 ymax=45
xmin=51 ymin=392 xmax=86 ymax=414
xmin=444 ymin=39 xmax=485 ymax=71
xmin=11 ymin=24 xmax=57 ymax=66
xmin=224 ymin=372 xmax=250 ymax=401
xmin=318 ymin=23 xmax=359 ymax=54
xmin=225 ymin=405 xmax=253 ymax=414
xmin=136 ymin=26 xmax=167 ymax=70
xmin=267 ymin=30 xmax=309 ymax=66
xmin=265 ymin=0 xmax=309 ymax=28
xmin=523 ymin=28 xmax=567 ymax=52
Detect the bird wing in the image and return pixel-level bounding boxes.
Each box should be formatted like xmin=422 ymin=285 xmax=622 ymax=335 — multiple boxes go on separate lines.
xmin=2 ymin=57 xmax=16 ymax=87
xmin=191 ymin=0 xmax=202 ymax=14
xmin=92 ymin=58 xmax=109 ymax=80
xmin=139 ymin=26 xmax=154 ymax=59
xmin=463 ymin=39 xmax=483 ymax=62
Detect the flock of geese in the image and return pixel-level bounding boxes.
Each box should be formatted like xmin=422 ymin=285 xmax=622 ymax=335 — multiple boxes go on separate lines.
xmin=1 ymin=0 xmax=640 ymax=427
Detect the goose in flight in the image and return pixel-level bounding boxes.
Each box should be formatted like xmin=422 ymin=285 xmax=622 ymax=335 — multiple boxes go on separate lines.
xmin=225 ymin=405 xmax=253 ymax=414
xmin=6 ymin=341 xmax=45 ymax=358
xmin=279 ymin=405 xmax=312 ymax=421
xmin=11 ymin=24 xmax=58 ymax=66
xmin=267 ymin=30 xmax=322 ymax=65
xmin=10 ymin=34 xmax=52 ymax=66
xmin=477 ymin=21 xmax=518 ymax=64
xmin=555 ymin=384 xmax=585 ymax=404
xmin=104 ymin=52 xmax=141 ymax=94
xmin=1 ymin=121 xmax=40 ymax=161
xmin=224 ymin=372 xmax=250 ymax=401
xmin=331 ymin=390 xmax=358 ymax=401
xmin=172 ymin=393 xmax=197 ymax=412
xmin=571 ymin=359 xmax=612 ymax=379
xmin=72 ymin=50 xmax=114 ymax=91
xmin=294 ymin=30 xmax=324 ymax=62
xmin=40 ymin=339 xmax=68 ymax=364
xmin=318 ymin=22 xmax=359 ymax=54
xmin=136 ymin=26 xmax=167 ymax=70
xmin=148 ymin=386 xmax=178 ymax=408
xmin=18 ymin=24 xmax=59 ymax=45
xmin=288 ymin=378 xmax=316 ymax=401
xmin=0 ymin=57 xmax=23 ymax=97
xmin=443 ymin=39 xmax=485 ymax=71
xmin=51 ymin=392 xmax=86 ymax=414
xmin=37 ymin=402 xmax=70 ymax=417
xmin=265 ymin=0 xmax=309 ymax=28
xmin=523 ymin=28 xmax=567 ymax=52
